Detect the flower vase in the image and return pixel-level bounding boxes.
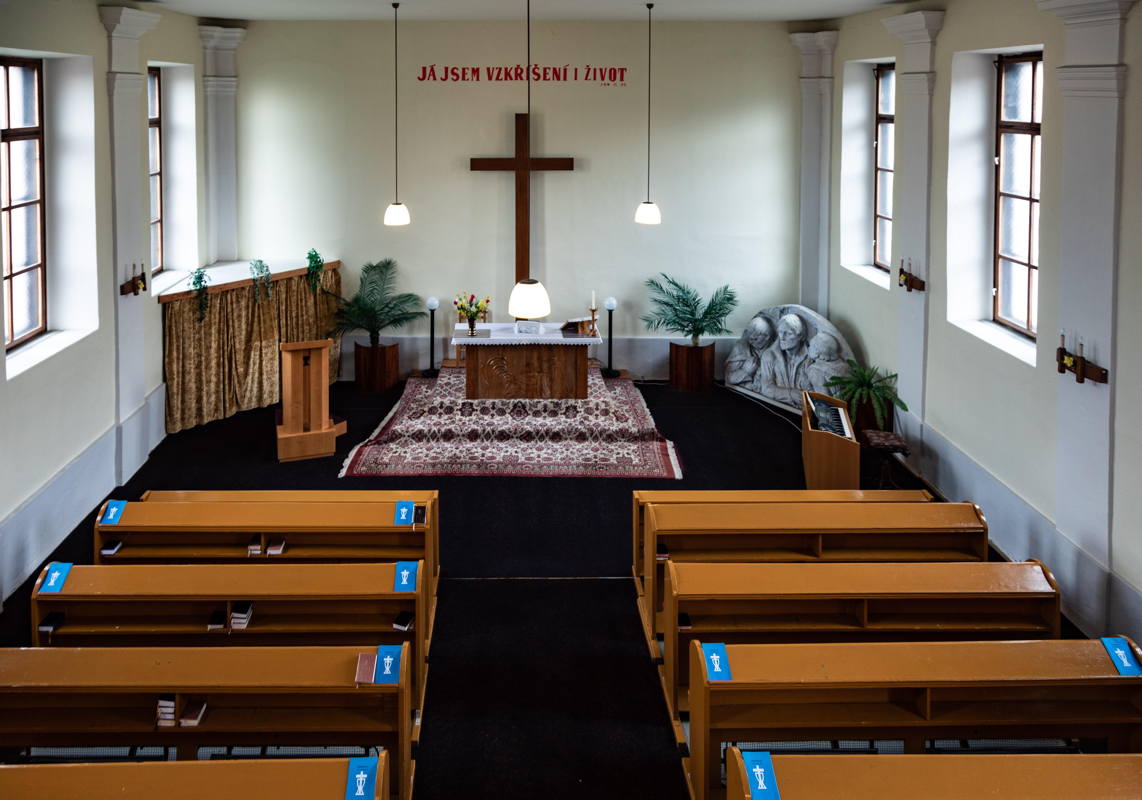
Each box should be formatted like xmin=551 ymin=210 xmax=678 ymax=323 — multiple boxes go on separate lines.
xmin=467 ymin=316 xmax=478 ymax=337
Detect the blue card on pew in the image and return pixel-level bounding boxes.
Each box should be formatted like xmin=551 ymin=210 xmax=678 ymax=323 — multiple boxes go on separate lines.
xmin=702 ymin=642 xmax=732 ymax=681
xmin=1101 ymin=637 xmax=1142 ymax=676
xmin=101 ymin=500 xmax=127 ymax=524
xmin=741 ymin=751 xmax=781 ymax=799
xmin=344 ymin=756 xmax=378 ymax=800
xmin=39 ymin=562 xmax=73 ymax=594
xmin=393 ymin=501 xmax=415 ymax=525
xmin=374 ymin=644 xmax=403 ymax=684
xmin=393 ymin=561 xmax=418 ymax=592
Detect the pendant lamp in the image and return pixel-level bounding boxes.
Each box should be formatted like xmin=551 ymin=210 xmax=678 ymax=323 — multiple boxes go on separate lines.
xmin=635 ymin=3 xmax=661 ymax=225
xmin=384 ymin=2 xmax=410 ymax=226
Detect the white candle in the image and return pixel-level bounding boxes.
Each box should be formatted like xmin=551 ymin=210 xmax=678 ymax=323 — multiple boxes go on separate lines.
xmin=591 ymin=290 xmax=596 ymax=309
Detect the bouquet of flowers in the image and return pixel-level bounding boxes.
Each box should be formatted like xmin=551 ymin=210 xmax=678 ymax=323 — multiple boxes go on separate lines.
xmin=454 ymin=293 xmax=490 ymax=321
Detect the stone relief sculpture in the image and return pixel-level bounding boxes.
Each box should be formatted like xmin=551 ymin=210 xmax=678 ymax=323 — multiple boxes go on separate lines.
xmin=724 ymin=304 xmax=854 ymax=410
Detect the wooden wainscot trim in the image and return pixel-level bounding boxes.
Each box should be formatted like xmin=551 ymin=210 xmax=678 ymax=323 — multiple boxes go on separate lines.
xmin=158 ymin=261 xmax=342 ymax=304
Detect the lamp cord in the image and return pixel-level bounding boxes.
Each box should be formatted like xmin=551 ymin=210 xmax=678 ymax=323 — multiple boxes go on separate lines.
xmin=393 ymin=2 xmax=400 ymax=203
xmin=646 ymin=3 xmax=653 ymax=202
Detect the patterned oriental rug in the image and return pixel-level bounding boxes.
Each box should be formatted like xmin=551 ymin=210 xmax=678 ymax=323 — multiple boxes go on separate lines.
xmin=340 ymin=367 xmax=682 ymax=479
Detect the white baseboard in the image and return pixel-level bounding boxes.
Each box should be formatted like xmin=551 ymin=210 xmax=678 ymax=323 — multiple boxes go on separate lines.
xmin=117 ymin=383 xmax=166 ymax=483
xmin=0 ymin=426 xmax=117 ymax=603
xmin=903 ymin=409 xmax=1140 ymax=641
xmin=0 ymin=383 xmax=167 ymax=605
xmin=338 ymin=334 xmax=741 ymax=382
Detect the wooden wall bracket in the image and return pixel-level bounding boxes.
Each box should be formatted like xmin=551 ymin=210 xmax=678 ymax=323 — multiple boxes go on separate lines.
xmin=1056 ymin=339 xmax=1109 ymax=384
xmin=897 ymin=261 xmax=925 ymax=292
xmin=119 ymin=265 xmax=146 ymax=296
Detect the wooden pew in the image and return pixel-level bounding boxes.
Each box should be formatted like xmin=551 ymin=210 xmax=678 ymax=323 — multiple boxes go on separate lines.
xmin=688 ymin=638 xmax=1142 ymax=800
xmin=30 ymin=562 xmax=431 ymax=707
xmin=0 ymin=753 xmax=390 ymax=800
xmin=725 ymin=749 xmax=1142 ymax=800
xmin=0 ymin=645 xmax=414 ymax=799
xmin=643 ymin=501 xmax=987 ymax=639
xmin=631 ymin=489 xmax=932 ymax=595
xmin=94 ymin=499 xmax=437 ymax=586
xmin=662 ymin=559 xmax=1061 ymax=717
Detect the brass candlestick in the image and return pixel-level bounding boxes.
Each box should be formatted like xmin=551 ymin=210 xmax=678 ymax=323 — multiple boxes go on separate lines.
xmin=588 ymin=306 xmax=599 ymax=337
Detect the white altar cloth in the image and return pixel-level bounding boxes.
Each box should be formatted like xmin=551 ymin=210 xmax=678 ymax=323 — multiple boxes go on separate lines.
xmin=450 ymin=322 xmax=601 ymax=347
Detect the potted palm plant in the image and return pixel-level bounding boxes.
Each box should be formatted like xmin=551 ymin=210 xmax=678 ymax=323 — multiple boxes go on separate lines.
xmin=330 ymin=258 xmax=425 ymax=393
xmin=824 ymin=359 xmax=908 ymax=438
xmin=641 ymin=273 xmax=738 ymax=391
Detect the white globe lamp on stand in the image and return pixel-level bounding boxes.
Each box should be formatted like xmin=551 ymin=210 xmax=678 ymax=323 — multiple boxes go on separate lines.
xmin=601 ymin=296 xmax=620 ymax=377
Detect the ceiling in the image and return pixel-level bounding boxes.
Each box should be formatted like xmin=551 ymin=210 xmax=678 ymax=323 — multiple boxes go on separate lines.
xmin=144 ymin=0 xmax=897 ymax=23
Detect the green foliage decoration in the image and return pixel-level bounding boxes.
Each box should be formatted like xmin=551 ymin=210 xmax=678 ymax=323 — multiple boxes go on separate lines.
xmin=190 ymin=266 xmax=210 ymax=322
xmin=329 ymin=258 xmax=426 ymax=348
xmin=249 ymin=259 xmax=272 ymax=304
xmin=640 ymin=273 xmax=738 ymax=347
xmin=306 ymin=248 xmax=325 ymax=294
xmin=824 ymin=359 xmax=909 ymax=429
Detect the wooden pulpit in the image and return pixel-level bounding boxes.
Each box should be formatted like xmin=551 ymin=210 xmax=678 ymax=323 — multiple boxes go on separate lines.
xmin=276 ymin=339 xmax=347 ymax=462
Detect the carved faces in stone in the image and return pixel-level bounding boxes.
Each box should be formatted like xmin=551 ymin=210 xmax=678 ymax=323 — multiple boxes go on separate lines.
xmin=805 ymin=332 xmax=847 ymax=395
xmin=808 ymin=332 xmax=840 ymax=362
xmin=725 ymin=315 xmax=777 ymax=388
xmin=778 ymin=314 xmax=807 ymax=352
xmin=746 ymin=315 xmax=777 ymax=352
xmin=722 ymin=304 xmax=855 ymax=410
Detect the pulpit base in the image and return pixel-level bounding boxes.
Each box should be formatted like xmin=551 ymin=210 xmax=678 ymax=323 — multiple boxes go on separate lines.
xmin=276 ymin=418 xmax=348 ymax=462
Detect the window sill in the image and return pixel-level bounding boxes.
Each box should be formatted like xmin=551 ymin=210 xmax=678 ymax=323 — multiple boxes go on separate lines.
xmin=951 ymin=318 xmax=1037 ymax=366
xmin=841 ymin=263 xmax=892 ymax=290
xmin=150 ymin=268 xmax=190 ymax=296
xmin=6 ymin=328 xmax=95 ymax=380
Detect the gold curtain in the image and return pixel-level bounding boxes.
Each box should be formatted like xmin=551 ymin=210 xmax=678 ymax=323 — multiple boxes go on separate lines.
xmin=164 ymin=269 xmax=342 ymax=434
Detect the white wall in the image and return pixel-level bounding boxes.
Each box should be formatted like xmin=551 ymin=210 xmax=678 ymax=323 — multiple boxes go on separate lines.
xmin=0 ymin=0 xmax=116 ymax=522
xmin=827 ymin=11 xmax=900 ymax=367
xmin=235 ymin=20 xmax=802 ymax=340
xmin=0 ymin=0 xmax=206 ymax=601
xmin=825 ymin=0 xmax=1142 ymax=638
xmin=1111 ymin=9 xmax=1142 ymax=619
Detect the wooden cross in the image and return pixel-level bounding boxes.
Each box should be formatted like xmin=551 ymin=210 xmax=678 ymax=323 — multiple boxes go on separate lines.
xmin=470 ymin=113 xmax=574 ymax=283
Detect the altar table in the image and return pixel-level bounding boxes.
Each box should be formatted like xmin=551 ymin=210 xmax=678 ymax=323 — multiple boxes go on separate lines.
xmin=451 ymin=323 xmax=601 ymax=399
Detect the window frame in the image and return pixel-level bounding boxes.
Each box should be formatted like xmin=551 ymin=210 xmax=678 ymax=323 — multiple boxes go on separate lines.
xmin=872 ymin=63 xmax=895 ymax=272
xmin=2 ymin=56 xmax=48 ymax=351
xmin=992 ymin=52 xmax=1042 ymax=339
xmin=147 ymin=66 xmax=164 ymax=276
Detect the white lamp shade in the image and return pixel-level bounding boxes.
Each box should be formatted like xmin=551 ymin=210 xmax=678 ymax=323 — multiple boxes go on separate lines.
xmin=634 ymin=201 xmax=661 ymax=225
xmin=508 ymin=279 xmax=551 ymax=319
xmin=383 ymin=202 xmax=411 ymax=226
xmin=426 ymin=296 xmax=439 ymax=310
xmin=603 ymin=296 xmax=618 ymax=311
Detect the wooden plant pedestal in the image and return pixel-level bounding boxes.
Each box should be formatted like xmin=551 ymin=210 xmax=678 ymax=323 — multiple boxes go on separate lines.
xmin=276 ymin=339 xmax=347 ymax=462
xmin=354 ymin=342 xmax=400 ymax=393
xmin=669 ymin=342 xmax=714 ymax=391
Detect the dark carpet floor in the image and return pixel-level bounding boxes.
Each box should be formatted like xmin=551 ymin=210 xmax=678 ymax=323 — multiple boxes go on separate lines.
xmin=0 ymin=379 xmax=931 ymax=799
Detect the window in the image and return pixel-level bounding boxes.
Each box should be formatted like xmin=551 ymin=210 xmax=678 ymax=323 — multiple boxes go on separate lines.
xmin=2 ymin=57 xmax=46 ymax=350
xmin=147 ymin=66 xmax=163 ymax=275
xmin=993 ymin=53 xmax=1042 ymax=337
xmin=873 ymin=64 xmax=895 ymax=271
